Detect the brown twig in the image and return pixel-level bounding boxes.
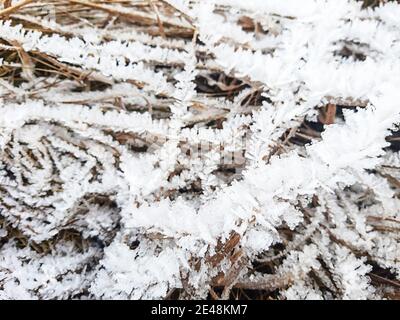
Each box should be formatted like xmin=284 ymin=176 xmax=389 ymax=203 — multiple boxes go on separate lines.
xmin=213 ymin=273 xmax=293 ymax=291
xmin=319 ymin=103 xmax=337 ymax=125
xmin=148 ymin=0 xmax=166 ymax=38
xmin=0 ymin=0 xmax=34 ymax=17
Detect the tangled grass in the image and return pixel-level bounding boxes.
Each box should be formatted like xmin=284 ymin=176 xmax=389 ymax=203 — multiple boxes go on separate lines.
xmin=0 ymin=0 xmax=399 ymax=300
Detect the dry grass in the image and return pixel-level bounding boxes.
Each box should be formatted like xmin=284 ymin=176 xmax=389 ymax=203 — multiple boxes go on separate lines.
xmin=0 ymin=0 xmax=399 ymax=300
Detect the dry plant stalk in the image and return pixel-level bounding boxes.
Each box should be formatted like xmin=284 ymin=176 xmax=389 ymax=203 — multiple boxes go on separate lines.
xmin=0 ymin=0 xmax=399 ymax=300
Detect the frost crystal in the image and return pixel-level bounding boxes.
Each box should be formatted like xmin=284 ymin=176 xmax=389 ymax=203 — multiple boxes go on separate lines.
xmin=0 ymin=0 xmax=399 ymax=300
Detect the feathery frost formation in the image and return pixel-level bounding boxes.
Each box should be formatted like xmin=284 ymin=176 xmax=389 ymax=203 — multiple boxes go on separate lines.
xmin=0 ymin=0 xmax=399 ymax=299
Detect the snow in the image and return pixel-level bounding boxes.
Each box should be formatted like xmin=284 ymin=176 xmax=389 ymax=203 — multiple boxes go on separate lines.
xmin=0 ymin=0 xmax=399 ymax=300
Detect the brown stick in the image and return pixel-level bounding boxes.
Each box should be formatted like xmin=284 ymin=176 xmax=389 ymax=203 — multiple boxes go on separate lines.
xmin=9 ymin=40 xmax=35 ymax=81
xmin=213 ymin=274 xmax=293 ymax=291
xmin=68 ymin=0 xmax=194 ymax=34
xmin=68 ymin=0 xmax=155 ymax=25
xmin=149 ymin=0 xmax=166 ymax=38
xmin=0 ymin=0 xmax=34 ymax=17
xmin=3 ymin=0 xmax=12 ymax=9
xmin=319 ymin=103 xmax=337 ymax=125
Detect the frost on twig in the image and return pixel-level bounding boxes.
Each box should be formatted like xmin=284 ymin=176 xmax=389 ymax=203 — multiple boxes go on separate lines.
xmin=0 ymin=0 xmax=399 ymax=300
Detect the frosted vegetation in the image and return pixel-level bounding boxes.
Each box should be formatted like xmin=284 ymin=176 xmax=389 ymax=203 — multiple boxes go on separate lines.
xmin=0 ymin=0 xmax=399 ymax=300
